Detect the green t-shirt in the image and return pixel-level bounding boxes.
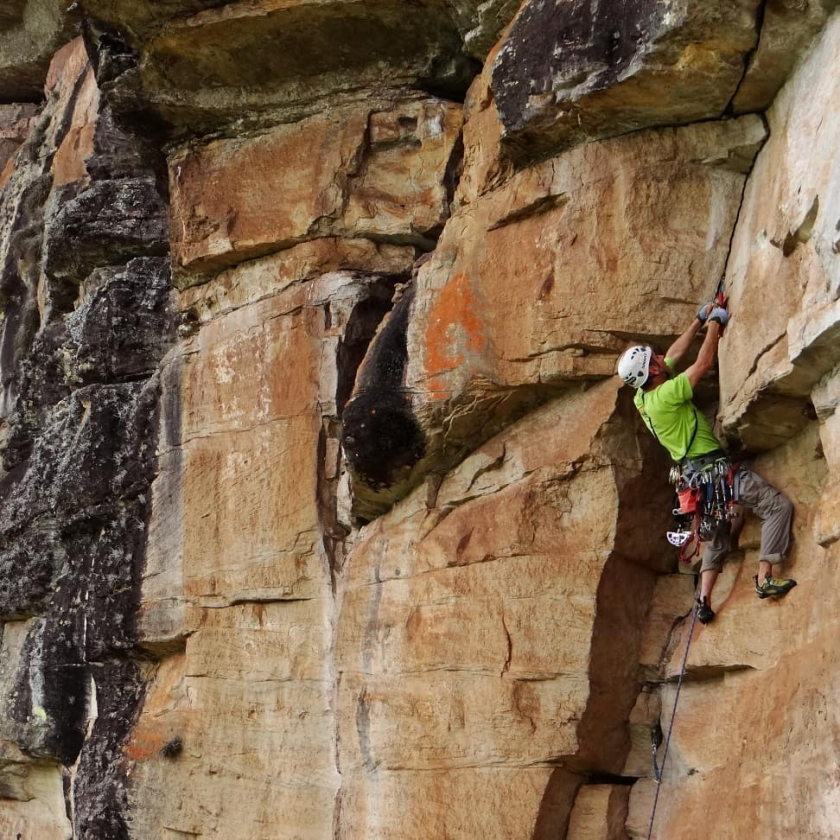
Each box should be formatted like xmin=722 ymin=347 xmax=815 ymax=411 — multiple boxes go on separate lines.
xmin=633 ymin=358 xmax=721 ymax=462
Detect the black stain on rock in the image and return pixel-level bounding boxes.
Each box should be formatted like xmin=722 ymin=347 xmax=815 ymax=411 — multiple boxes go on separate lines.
xmin=7 ymin=613 xmax=89 ymax=767
xmin=0 ymin=168 xmax=54 ymax=423
xmin=160 ymin=735 xmax=183 ymax=759
xmin=342 ymin=391 xmax=426 ymax=490
xmin=73 ymin=659 xmax=147 ymax=839
xmin=74 ymin=257 xmax=174 ymax=382
xmin=341 ymin=281 xmax=426 ymax=491
xmin=335 ymin=284 xmax=394 ymax=414
xmin=0 ymin=530 xmax=63 ymax=619
xmin=0 ymin=42 xmax=176 ymax=836
xmin=44 ymin=177 xmax=169 ymax=291
xmin=491 ymin=0 xmax=659 ymax=158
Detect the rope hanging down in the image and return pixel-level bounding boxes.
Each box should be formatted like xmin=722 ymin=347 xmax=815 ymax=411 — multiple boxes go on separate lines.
xmin=646 ymin=593 xmax=700 ymax=840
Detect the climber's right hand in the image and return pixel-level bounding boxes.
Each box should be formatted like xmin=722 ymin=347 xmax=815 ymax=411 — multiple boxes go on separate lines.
xmin=708 ymin=307 xmax=729 ymax=327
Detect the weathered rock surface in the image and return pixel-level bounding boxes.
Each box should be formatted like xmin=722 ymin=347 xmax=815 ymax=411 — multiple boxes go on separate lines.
xmin=0 ymin=0 xmax=79 ymax=101
xmin=0 ymin=36 xmax=174 ymax=838
xmin=0 ymin=102 xmax=37 ymax=174
xmin=0 ymin=2 xmax=838 ymax=839
xmin=133 ymin=268 xmax=399 ymax=837
xmin=76 ymin=0 xmax=525 ymax=137
xmin=0 ymin=621 xmax=70 ymax=839
xmin=568 ymin=784 xmax=631 ymax=839
xmin=443 ymin=0 xmax=523 ymax=59
xmin=813 ymin=366 xmax=840 ymax=547
xmin=489 ymin=0 xmax=762 ymax=161
xmin=626 ymin=25 xmax=840 ymax=835
xmin=80 ymin=0 xmax=486 ymax=136
xmin=344 ymin=115 xmax=766 ymax=516
xmin=733 ymin=0 xmax=840 ymax=113
xmin=335 ymin=380 xmax=665 ymax=835
xmin=169 ymin=98 xmax=463 ymax=279
xmin=629 ymin=425 xmax=833 ymax=839
xmin=719 ymin=13 xmax=840 ymax=451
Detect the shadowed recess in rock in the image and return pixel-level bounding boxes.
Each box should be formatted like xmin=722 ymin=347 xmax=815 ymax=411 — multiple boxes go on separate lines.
xmin=342 ymin=282 xmax=426 ymax=493
xmin=531 ymin=768 xmax=581 ymax=839
xmin=335 ymin=281 xmax=396 ymax=414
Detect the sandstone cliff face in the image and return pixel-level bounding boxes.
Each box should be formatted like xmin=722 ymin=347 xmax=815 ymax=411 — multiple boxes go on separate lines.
xmin=0 ymin=2 xmax=838 ymax=839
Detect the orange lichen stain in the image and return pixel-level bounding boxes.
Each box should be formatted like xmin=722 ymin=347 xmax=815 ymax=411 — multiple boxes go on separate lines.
xmin=423 ymin=272 xmax=487 ymax=400
xmin=123 ymin=654 xmax=187 ymax=762
xmin=124 ymin=726 xmax=171 ymax=762
xmin=0 ymin=157 xmax=15 ymax=191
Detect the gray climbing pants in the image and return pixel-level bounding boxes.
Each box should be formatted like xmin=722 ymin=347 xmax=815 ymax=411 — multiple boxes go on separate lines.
xmin=700 ymin=467 xmax=793 ymax=574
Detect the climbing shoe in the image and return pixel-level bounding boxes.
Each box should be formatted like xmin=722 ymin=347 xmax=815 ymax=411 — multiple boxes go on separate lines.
xmin=754 ymin=575 xmax=797 ymax=600
xmin=696 ymin=597 xmax=715 ymax=625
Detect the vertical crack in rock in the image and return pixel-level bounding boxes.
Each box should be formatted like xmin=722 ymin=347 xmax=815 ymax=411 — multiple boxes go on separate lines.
xmin=354 ymin=686 xmax=377 ymax=776
xmin=320 ymin=275 xmax=399 ymax=585
xmin=323 ymin=276 xmax=409 ymax=827
xmin=500 ymin=608 xmax=513 ymax=675
xmin=575 ymin=552 xmax=657 ymax=775
xmin=442 ymin=128 xmax=466 ymax=217
xmin=331 ymin=778 xmax=345 ymax=840
xmin=354 ymin=564 xmax=384 ymax=778
xmin=724 ymin=0 xmax=770 ymax=115
xmin=335 ymin=288 xmax=397 ymax=417
xmin=719 ymin=114 xmax=770 ymax=287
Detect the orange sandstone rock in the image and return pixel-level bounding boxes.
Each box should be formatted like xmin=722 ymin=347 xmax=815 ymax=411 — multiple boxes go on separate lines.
xmin=335 ymin=381 xmax=664 ymax=834
xmin=719 ymin=14 xmax=840 ymax=451
xmin=344 ymin=115 xmax=765 ymax=515
xmin=169 ymin=99 xmax=463 ymax=277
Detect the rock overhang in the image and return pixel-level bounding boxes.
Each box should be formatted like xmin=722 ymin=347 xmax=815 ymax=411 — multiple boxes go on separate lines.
xmin=0 ymin=0 xmax=80 ymax=102
xmin=79 ymin=0 xmax=520 ymax=137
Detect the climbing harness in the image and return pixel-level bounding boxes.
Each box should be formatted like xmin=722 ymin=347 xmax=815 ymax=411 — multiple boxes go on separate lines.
xmin=666 ymin=456 xmax=740 ymax=564
xmin=646 ymin=593 xmax=701 ymax=839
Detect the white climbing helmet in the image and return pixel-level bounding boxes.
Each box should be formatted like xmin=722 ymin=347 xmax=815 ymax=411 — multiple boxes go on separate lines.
xmin=617 ymin=345 xmax=652 ymax=389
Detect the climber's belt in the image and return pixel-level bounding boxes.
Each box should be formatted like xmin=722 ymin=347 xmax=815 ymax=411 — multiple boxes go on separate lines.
xmin=680 ymin=450 xmax=728 ymax=478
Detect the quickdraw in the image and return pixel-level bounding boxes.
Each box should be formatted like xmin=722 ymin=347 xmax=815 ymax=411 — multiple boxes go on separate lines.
xmin=650 ymin=720 xmax=664 ymax=782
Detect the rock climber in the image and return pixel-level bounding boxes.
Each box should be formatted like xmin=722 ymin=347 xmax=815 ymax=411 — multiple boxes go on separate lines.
xmin=616 ymin=303 xmax=797 ymax=624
